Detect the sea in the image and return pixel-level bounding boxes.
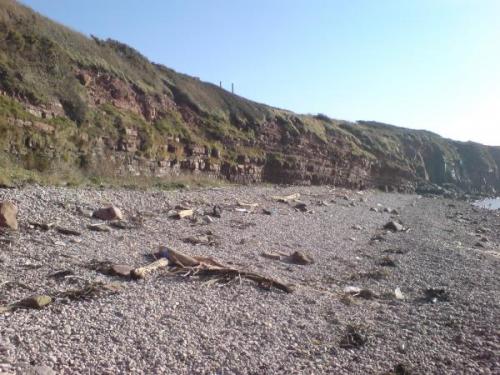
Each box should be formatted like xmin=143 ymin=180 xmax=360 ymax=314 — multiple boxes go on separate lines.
xmin=474 ymin=197 xmax=500 ymax=210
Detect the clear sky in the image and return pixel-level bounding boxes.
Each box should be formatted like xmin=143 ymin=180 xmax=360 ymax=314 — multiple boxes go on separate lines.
xmin=21 ymin=0 xmax=500 ymax=146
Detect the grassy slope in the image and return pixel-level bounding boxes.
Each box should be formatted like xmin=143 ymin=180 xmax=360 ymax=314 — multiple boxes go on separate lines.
xmin=0 ymin=0 xmax=498 ymax=190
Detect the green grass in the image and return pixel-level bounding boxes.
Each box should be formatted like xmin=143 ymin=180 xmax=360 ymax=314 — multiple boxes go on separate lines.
xmin=0 ymin=0 xmax=499 ymax=191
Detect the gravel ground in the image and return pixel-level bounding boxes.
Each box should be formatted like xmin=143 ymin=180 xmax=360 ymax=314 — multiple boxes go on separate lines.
xmin=0 ymin=185 xmax=499 ymax=375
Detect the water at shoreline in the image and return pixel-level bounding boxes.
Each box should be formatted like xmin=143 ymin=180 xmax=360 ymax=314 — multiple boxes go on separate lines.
xmin=474 ymin=197 xmax=500 ymax=210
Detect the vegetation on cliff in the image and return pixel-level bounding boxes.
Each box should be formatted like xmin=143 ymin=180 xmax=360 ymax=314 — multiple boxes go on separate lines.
xmin=0 ymin=0 xmax=498 ymax=193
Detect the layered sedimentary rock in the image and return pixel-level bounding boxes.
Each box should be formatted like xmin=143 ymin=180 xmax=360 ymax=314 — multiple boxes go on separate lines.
xmin=0 ymin=0 xmax=498 ymax=194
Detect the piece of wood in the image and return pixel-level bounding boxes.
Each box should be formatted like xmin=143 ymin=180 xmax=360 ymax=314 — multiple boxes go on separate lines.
xmin=271 ymin=193 xmax=300 ymax=203
xmin=166 ymin=248 xmax=200 ymax=267
xmin=199 ymin=268 xmax=293 ymax=293
xmin=237 ymin=201 xmax=259 ymax=208
xmin=131 ymin=258 xmax=170 ymax=279
xmin=176 ymin=209 xmax=193 ymax=219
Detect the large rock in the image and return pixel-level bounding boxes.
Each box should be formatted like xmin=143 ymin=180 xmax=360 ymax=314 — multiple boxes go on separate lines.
xmin=0 ymin=201 xmax=18 ymax=230
xmin=92 ymin=205 xmax=123 ymax=221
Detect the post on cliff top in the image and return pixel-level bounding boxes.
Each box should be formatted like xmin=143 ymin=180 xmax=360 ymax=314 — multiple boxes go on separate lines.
xmin=219 ymin=81 xmax=222 ymax=88
xmin=231 ymin=83 xmax=234 ymax=94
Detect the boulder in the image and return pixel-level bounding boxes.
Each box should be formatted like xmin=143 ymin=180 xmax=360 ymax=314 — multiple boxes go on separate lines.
xmin=92 ymin=205 xmax=123 ymax=221
xmin=0 ymin=201 xmax=18 ymax=230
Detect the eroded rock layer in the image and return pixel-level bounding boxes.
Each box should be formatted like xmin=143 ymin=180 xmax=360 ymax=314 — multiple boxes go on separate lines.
xmin=0 ymin=0 xmax=498 ymax=194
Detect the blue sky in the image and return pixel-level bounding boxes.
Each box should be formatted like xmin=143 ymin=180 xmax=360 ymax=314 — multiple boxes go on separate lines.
xmin=21 ymin=0 xmax=500 ymax=145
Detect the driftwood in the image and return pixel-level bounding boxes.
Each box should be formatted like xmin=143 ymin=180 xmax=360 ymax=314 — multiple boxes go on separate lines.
xmin=176 ymin=209 xmax=193 ymax=219
xmin=131 ymin=258 xmax=170 ymax=279
xmin=195 ymin=268 xmax=294 ymax=293
xmin=272 ymin=193 xmax=300 ymax=203
xmin=237 ymin=201 xmax=259 ymax=209
xmin=163 ymin=248 xmax=293 ymax=293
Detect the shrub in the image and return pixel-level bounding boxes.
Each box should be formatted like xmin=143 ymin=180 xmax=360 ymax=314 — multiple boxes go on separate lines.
xmin=61 ymin=91 xmax=87 ymax=125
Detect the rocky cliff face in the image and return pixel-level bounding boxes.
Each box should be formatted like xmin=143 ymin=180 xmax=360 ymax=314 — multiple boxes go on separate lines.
xmin=0 ymin=0 xmax=498 ymax=194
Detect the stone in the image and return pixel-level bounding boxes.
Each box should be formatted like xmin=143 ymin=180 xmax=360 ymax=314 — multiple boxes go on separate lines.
xmin=394 ymin=287 xmax=405 ymax=300
xmin=18 ymin=295 xmax=53 ymax=309
xmin=92 ymin=205 xmax=123 ymax=221
xmin=344 ymin=286 xmax=377 ymax=299
xmin=212 ymin=205 xmax=222 ymax=218
xmin=343 ymin=286 xmax=362 ymax=294
xmin=0 ymin=201 xmax=18 ymax=230
xmin=55 ymin=227 xmax=82 ymax=236
xmin=294 ymin=202 xmax=308 ymax=212
xmin=380 ymin=256 xmax=397 ymax=267
xmin=424 ymin=288 xmax=450 ymax=303
xmin=288 ymin=251 xmax=314 ymax=265
xmin=384 ymin=221 xmax=404 ymax=232
xmin=262 ymin=208 xmax=276 ymax=215
xmin=339 ymin=325 xmax=368 ymax=349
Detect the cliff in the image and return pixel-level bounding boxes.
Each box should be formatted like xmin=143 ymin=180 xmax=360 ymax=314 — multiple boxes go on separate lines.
xmin=0 ymin=0 xmax=499 ymax=194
